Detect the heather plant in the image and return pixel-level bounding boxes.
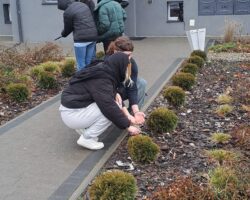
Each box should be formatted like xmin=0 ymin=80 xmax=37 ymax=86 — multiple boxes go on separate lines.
xmin=216 ymin=94 xmax=233 ymax=104
xmin=215 ymin=104 xmax=233 ymax=116
xmin=88 ymin=170 xmax=137 ymax=200
xmin=188 ymin=55 xmax=204 ymax=68
xmin=38 ymin=71 xmax=57 ymax=89
xmin=180 ymin=63 xmax=198 ymax=76
xmin=30 ymin=65 xmax=44 ymax=78
xmin=149 ymin=177 xmax=215 ymax=200
xmin=61 ymin=58 xmax=76 ymax=77
xmin=127 ymin=135 xmax=160 ymax=164
xmin=147 ymin=107 xmax=178 ymax=133
xmin=41 ymin=61 xmax=60 ymax=73
xmin=206 ymin=149 xmax=237 ymax=165
xmin=231 ymin=125 xmax=250 ymax=151
xmin=209 ymin=42 xmax=236 ymax=53
xmin=163 ymin=86 xmax=185 ymax=107
xmin=172 ymin=72 xmax=195 ymax=91
xmin=6 ymin=83 xmax=30 ymax=102
xmin=210 ymin=132 xmax=232 ymax=144
xmin=209 ymin=167 xmax=238 ymax=199
xmin=190 ymin=50 xmax=207 ymax=61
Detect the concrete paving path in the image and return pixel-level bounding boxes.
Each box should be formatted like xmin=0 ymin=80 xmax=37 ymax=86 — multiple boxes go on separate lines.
xmin=0 ymin=38 xmax=190 ymax=200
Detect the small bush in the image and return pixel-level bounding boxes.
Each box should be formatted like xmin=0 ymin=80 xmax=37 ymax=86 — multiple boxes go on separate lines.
xmin=215 ymin=104 xmax=233 ymax=116
xmin=209 ymin=167 xmax=238 ymax=198
xmin=38 ymin=72 xmax=57 ymax=89
xmin=149 ymin=177 xmax=215 ymax=200
xmin=41 ymin=61 xmax=59 ymax=73
xmin=147 ymin=107 xmax=178 ymax=133
xmin=231 ymin=125 xmax=250 ymax=150
xmin=6 ymin=83 xmax=29 ymax=102
xmin=209 ymin=42 xmax=236 ymax=53
xmin=127 ymin=135 xmax=160 ymax=163
xmin=61 ymin=58 xmax=76 ymax=77
xmin=88 ymin=170 xmax=137 ymax=200
xmin=216 ymin=94 xmax=233 ymax=104
xmin=181 ymin=63 xmax=198 ymax=76
xmin=190 ymin=50 xmax=207 ymax=61
xmin=188 ymin=55 xmax=204 ymax=68
xmin=206 ymin=149 xmax=237 ymax=165
xmin=96 ymin=51 xmax=105 ymax=59
xmin=210 ymin=132 xmax=232 ymax=144
xmin=163 ymin=86 xmax=185 ymax=107
xmin=172 ymin=72 xmax=195 ymax=91
xmin=30 ymin=65 xmax=44 ymax=78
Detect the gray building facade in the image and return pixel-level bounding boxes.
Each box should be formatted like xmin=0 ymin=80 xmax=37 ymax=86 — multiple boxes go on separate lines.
xmin=0 ymin=0 xmax=250 ymax=43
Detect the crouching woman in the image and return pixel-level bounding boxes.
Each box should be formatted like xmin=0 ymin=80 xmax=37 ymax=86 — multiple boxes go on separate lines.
xmin=59 ymin=52 xmax=140 ymax=150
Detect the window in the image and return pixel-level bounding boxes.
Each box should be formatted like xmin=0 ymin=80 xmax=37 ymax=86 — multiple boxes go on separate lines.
xmin=167 ymin=1 xmax=184 ymax=22
xmin=3 ymin=4 xmax=11 ymax=24
xmin=199 ymin=0 xmax=250 ymax=15
xmin=42 ymin=0 xmax=58 ymax=5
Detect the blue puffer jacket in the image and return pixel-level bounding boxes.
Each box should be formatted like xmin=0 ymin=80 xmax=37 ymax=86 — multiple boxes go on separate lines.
xmin=58 ymin=0 xmax=98 ymax=42
xmin=95 ymin=0 xmax=127 ymax=41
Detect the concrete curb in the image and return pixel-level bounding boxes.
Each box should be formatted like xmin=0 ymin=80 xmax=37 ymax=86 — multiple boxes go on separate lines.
xmin=47 ymin=57 xmax=184 ymax=200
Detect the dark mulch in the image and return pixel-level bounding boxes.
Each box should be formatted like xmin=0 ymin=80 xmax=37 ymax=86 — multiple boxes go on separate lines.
xmin=0 ymin=75 xmax=69 ymax=126
xmin=103 ymin=60 xmax=250 ymax=199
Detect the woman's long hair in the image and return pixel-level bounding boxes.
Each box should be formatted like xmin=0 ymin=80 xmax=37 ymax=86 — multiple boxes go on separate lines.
xmin=106 ymin=36 xmax=134 ymax=55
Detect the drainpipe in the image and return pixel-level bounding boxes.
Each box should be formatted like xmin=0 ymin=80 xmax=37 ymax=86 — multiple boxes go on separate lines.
xmin=16 ymin=0 xmax=23 ymax=42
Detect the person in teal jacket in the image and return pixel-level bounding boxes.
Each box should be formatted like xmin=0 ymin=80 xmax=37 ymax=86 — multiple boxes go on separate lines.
xmin=95 ymin=0 xmax=127 ymax=53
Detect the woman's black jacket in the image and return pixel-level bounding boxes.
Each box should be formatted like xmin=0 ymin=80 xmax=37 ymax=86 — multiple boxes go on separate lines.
xmin=61 ymin=53 xmax=130 ymax=129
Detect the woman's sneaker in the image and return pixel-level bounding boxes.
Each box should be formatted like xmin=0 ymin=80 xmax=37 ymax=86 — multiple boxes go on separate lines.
xmin=75 ymin=129 xmax=98 ymax=141
xmin=77 ymin=135 xmax=104 ymax=150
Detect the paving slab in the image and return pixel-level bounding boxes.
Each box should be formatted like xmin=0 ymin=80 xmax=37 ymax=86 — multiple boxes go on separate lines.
xmin=0 ymin=37 xmax=190 ymax=200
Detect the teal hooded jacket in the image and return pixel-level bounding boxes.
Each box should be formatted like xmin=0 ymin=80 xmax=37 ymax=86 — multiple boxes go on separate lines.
xmin=95 ymin=0 xmax=127 ymax=41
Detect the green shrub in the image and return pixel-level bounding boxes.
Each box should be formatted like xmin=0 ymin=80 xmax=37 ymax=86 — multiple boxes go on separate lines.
xmin=88 ymin=170 xmax=137 ymax=200
xmin=41 ymin=61 xmax=59 ymax=73
xmin=96 ymin=51 xmax=105 ymax=59
xmin=188 ymin=55 xmax=204 ymax=68
xmin=181 ymin=63 xmax=198 ymax=76
xmin=190 ymin=50 xmax=207 ymax=61
xmin=206 ymin=149 xmax=237 ymax=165
xmin=209 ymin=42 xmax=236 ymax=53
xmin=127 ymin=135 xmax=160 ymax=163
xmin=6 ymin=83 xmax=29 ymax=102
xmin=147 ymin=107 xmax=178 ymax=133
xmin=209 ymin=167 xmax=238 ymax=198
xmin=216 ymin=94 xmax=233 ymax=104
xmin=61 ymin=58 xmax=76 ymax=77
xmin=38 ymin=72 xmax=57 ymax=89
xmin=210 ymin=132 xmax=232 ymax=144
xmin=172 ymin=72 xmax=195 ymax=91
xmin=163 ymin=86 xmax=185 ymax=107
xmin=215 ymin=104 xmax=233 ymax=116
xmin=30 ymin=65 xmax=44 ymax=78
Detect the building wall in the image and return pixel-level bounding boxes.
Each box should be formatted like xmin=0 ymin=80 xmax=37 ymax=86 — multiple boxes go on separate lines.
xmin=11 ymin=0 xmax=73 ymax=43
xmin=126 ymin=0 xmax=250 ymax=37
xmin=0 ymin=0 xmax=12 ymax=37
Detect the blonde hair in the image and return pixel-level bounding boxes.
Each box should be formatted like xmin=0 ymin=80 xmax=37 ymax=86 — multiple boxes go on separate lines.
xmin=106 ymin=36 xmax=134 ymax=55
xmin=123 ymin=62 xmax=133 ymax=87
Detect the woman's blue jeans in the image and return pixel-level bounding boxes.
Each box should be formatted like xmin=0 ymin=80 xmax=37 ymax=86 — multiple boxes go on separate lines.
xmin=74 ymin=42 xmax=96 ymax=71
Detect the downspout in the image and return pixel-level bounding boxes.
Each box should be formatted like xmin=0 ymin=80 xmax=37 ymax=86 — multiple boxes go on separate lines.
xmin=133 ymin=0 xmax=137 ymax=37
xmin=16 ymin=0 xmax=23 ymax=42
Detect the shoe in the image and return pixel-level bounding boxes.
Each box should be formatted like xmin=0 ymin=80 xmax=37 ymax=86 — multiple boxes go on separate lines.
xmin=75 ymin=129 xmax=98 ymax=141
xmin=77 ymin=135 xmax=104 ymax=150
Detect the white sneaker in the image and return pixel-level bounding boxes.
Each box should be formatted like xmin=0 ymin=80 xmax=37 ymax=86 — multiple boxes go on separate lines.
xmin=77 ymin=135 xmax=104 ymax=150
xmin=75 ymin=129 xmax=98 ymax=141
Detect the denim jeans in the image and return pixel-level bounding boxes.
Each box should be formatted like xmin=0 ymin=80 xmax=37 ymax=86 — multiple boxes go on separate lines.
xmin=74 ymin=42 xmax=96 ymax=71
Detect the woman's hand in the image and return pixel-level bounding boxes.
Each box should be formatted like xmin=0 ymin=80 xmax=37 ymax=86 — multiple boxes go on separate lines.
xmin=134 ymin=111 xmax=145 ymax=124
xmin=127 ymin=126 xmax=140 ymax=136
xmin=128 ymin=114 xmax=136 ymax=124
